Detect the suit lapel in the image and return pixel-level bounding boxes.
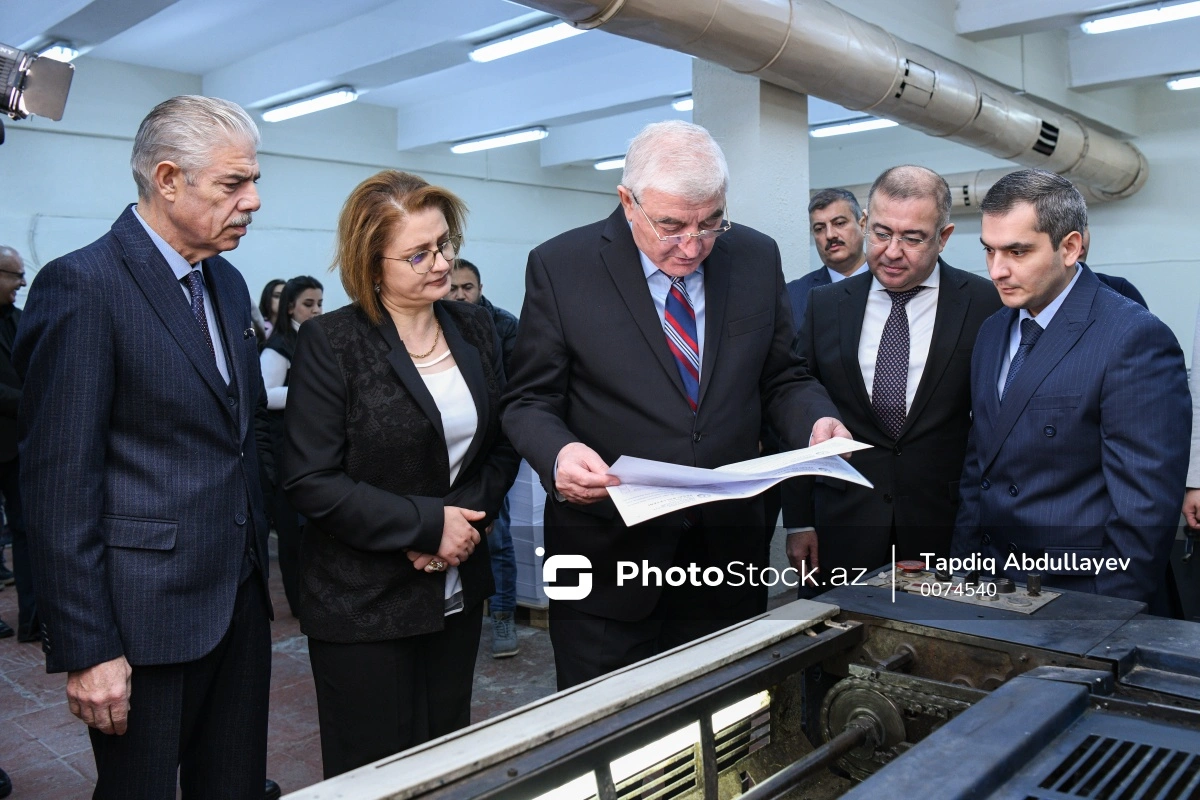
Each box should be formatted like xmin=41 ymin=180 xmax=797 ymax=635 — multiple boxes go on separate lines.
xmin=838 ymin=276 xmax=873 ymax=421
xmin=111 ymin=206 xmax=230 ymax=405
xmin=204 ymin=259 xmax=250 ymax=436
xmin=378 ymin=312 xmax=445 ymax=444
xmin=981 ymin=271 xmax=1097 ymax=471
xmin=437 ymin=304 xmax=489 ymax=481
xmin=696 ymin=239 xmax=730 ymax=410
xmin=901 ymin=260 xmax=967 ymax=437
xmin=598 ymin=209 xmax=688 ymax=400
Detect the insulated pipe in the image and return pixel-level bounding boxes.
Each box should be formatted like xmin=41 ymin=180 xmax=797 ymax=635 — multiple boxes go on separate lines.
xmin=839 ymin=167 xmax=1120 ymax=217
xmin=519 ymin=0 xmax=1148 ymax=200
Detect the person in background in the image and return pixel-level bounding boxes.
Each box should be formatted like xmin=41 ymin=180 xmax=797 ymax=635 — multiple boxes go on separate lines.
xmin=449 ymin=258 xmax=521 ymax=657
xmin=1184 ymin=300 xmax=1200 ymax=531
xmin=785 ymin=188 xmax=870 ymax=326
xmin=283 ymin=170 xmax=519 ymax=777
xmin=1080 ymin=228 xmax=1148 ymax=309
xmin=259 ymin=278 xmax=285 ymax=339
xmin=0 ymin=245 xmax=39 ymax=644
xmin=261 ymin=275 xmax=323 ymax=615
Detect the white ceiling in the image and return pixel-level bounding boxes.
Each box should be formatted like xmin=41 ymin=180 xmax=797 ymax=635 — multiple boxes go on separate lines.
xmin=3 ymin=0 xmax=1197 ymax=168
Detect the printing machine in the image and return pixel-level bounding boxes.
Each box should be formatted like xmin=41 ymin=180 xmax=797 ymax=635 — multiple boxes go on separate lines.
xmin=285 ymin=568 xmax=1200 ymax=800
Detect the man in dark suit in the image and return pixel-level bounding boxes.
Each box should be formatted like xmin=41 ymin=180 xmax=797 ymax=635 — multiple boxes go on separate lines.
xmin=15 ymin=96 xmax=277 ymax=798
xmin=783 ymin=166 xmax=1002 ymax=591
xmin=503 ymin=121 xmax=848 ymax=689
xmin=954 ymin=168 xmax=1190 ymax=611
xmin=785 ymin=187 xmax=869 ymax=326
xmin=0 ymin=246 xmax=38 ymax=644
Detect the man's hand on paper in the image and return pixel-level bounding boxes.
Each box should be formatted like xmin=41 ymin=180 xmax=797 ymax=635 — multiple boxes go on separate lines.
xmin=809 ymin=417 xmax=853 ymax=454
xmin=786 ymin=530 xmax=820 ymax=585
xmin=556 ymin=442 xmax=621 ymax=504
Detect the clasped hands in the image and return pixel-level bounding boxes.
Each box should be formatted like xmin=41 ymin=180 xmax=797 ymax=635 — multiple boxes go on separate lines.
xmin=554 ymin=417 xmax=853 ymax=506
xmin=408 ymin=505 xmax=484 ymax=572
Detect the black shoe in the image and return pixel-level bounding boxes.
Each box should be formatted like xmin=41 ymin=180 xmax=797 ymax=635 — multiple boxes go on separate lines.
xmin=0 ymin=766 xmax=11 ymax=799
xmin=17 ymin=626 xmax=40 ymax=644
xmin=265 ymin=778 xmax=281 ymax=800
xmin=0 ymin=619 xmax=13 ymax=639
xmin=0 ymin=566 xmax=12 ymax=586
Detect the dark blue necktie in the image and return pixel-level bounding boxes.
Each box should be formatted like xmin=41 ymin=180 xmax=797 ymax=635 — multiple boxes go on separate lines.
xmin=664 ymin=276 xmax=700 ymax=412
xmin=871 ymin=287 xmax=924 ymax=439
xmin=1002 ymin=317 xmax=1044 ymax=401
xmin=182 ymin=268 xmax=217 ymax=362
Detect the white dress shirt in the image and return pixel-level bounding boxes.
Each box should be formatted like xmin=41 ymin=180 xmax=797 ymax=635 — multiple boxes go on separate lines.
xmin=859 ymin=263 xmax=942 ymax=412
xmin=996 ymin=266 xmax=1082 ymax=398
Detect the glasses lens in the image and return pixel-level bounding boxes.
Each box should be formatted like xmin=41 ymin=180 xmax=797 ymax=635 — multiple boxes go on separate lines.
xmin=440 ymin=239 xmax=457 ymax=260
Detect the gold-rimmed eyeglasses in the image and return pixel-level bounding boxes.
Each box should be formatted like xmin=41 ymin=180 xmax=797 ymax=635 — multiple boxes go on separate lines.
xmin=867 ymin=228 xmax=936 ymax=251
xmin=632 ymin=194 xmax=731 ymax=245
xmin=382 ymin=237 xmax=460 ymax=274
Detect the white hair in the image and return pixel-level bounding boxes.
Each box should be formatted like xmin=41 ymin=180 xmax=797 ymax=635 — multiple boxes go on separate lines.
xmin=131 ymin=95 xmax=260 ymax=199
xmin=621 ymin=120 xmax=729 ymax=203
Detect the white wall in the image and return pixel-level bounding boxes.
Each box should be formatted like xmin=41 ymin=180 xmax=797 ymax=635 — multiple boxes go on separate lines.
xmin=0 ymin=57 xmax=622 ymax=318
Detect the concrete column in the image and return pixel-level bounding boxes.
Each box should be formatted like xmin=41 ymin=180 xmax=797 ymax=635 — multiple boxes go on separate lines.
xmin=692 ymin=60 xmax=810 ymax=279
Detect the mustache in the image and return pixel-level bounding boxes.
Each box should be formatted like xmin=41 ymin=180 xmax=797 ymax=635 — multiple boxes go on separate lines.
xmin=824 ymin=238 xmax=844 ymax=250
xmin=229 ymin=214 xmax=253 ymax=227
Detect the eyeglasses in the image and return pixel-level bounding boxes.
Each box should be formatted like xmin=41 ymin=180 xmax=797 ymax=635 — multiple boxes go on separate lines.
xmin=868 ymin=229 xmax=936 ymax=251
xmin=0 ymin=269 xmax=24 ymax=279
xmin=382 ymin=237 xmax=459 ymax=274
xmin=632 ymin=194 xmax=731 ymax=245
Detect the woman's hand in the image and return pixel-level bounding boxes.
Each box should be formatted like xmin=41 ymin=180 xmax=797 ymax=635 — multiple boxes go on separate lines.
xmin=409 ymin=506 xmax=484 ymax=572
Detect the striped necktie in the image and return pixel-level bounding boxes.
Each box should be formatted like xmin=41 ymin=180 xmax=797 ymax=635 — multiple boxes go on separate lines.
xmin=663 ymin=275 xmax=700 ymax=412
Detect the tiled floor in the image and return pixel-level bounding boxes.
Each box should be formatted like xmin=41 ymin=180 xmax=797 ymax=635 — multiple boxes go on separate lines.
xmin=0 ymin=543 xmax=558 ymax=798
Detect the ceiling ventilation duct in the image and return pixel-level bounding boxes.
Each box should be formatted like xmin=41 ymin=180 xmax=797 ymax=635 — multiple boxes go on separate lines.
xmin=517 ymin=0 xmax=1148 ymax=200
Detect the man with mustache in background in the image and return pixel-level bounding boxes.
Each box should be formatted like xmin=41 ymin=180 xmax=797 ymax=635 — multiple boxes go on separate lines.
xmin=15 ymin=95 xmax=278 ymax=799
xmin=785 ymin=188 xmax=870 ymax=328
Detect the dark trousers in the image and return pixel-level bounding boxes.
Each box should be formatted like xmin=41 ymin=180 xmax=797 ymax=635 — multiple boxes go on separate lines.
xmin=272 ymin=482 xmax=302 ymax=616
xmin=0 ymin=456 xmax=37 ymax=638
xmin=89 ymin=577 xmax=271 ymax=800
xmin=307 ymin=604 xmax=483 ymax=779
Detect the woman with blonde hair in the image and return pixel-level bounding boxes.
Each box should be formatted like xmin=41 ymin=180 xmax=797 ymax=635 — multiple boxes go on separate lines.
xmin=283 ymin=170 xmax=518 ymax=777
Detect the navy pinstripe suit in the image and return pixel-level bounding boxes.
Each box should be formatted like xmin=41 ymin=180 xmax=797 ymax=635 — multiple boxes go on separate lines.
xmin=14 ymin=205 xmax=274 ymax=795
xmin=953 ymin=266 xmax=1190 ymax=607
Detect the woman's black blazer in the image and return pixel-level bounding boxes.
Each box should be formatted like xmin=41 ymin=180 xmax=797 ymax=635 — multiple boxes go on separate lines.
xmin=282 ymin=300 xmax=520 ymax=642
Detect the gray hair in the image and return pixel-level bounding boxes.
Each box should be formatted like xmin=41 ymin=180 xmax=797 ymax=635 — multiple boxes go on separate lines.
xmin=809 ymin=187 xmax=862 ymax=218
xmin=980 ymin=168 xmax=1087 ymax=250
xmin=131 ymin=95 xmax=260 ymax=199
xmin=867 ymin=165 xmax=952 ymax=231
xmin=621 ymin=120 xmax=729 ymax=203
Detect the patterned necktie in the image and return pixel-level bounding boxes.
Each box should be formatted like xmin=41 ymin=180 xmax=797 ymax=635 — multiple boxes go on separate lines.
xmin=663 ymin=275 xmax=700 ymax=412
xmin=182 ymin=268 xmax=217 ymax=362
xmin=871 ymin=286 xmax=925 ymax=440
xmin=1002 ymin=317 xmax=1044 ymax=401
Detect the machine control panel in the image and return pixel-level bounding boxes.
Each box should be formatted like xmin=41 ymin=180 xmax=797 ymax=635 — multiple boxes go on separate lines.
xmin=861 ymin=562 xmax=1060 ymax=614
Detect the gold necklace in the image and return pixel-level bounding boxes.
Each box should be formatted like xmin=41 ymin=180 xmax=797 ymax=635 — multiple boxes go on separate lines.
xmin=407 ymin=319 xmax=442 ymax=360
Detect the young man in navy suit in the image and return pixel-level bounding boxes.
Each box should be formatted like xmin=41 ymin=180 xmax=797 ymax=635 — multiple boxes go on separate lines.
xmin=16 ymin=96 xmax=278 ymax=798
xmin=954 ymin=168 xmax=1190 ymax=612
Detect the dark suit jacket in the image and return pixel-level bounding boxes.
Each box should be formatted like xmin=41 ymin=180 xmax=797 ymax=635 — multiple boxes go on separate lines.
xmin=282 ymin=301 xmax=519 ymax=643
xmin=14 ymin=205 xmax=273 ymax=673
xmin=785 ymin=266 xmax=831 ymax=332
xmin=953 ymin=266 xmax=1190 ymax=605
xmin=0 ymin=304 xmax=22 ymax=462
xmin=502 ymin=206 xmax=839 ymax=620
xmin=783 ymin=261 xmax=1003 ymax=575
xmin=1092 ymin=266 xmax=1148 ymax=309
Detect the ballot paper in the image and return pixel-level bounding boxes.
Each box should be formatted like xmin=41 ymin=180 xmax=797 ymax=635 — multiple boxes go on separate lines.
xmin=606 ymin=438 xmax=874 ymax=526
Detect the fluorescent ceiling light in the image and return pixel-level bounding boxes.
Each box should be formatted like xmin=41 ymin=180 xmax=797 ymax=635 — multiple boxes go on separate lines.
xmin=469 ymin=22 xmax=586 ymax=63
xmin=38 ymin=42 xmax=79 ymax=63
xmin=262 ymin=87 xmax=357 ymax=122
xmin=451 ymin=127 xmax=548 ymax=154
xmin=810 ymin=117 xmax=898 ymax=138
xmin=672 ymin=95 xmax=694 ymax=112
xmin=1081 ymin=0 xmax=1200 ymax=33
xmin=1167 ymin=72 xmax=1200 ymax=90
xmin=594 ymin=157 xmax=625 ymax=171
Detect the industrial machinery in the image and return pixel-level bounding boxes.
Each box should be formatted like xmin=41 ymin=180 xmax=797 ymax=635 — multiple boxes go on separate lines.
xmin=285 ymin=570 xmax=1200 ymax=800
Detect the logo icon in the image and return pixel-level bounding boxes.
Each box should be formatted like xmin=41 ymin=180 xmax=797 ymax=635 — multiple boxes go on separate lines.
xmin=540 ymin=548 xmax=593 ymax=601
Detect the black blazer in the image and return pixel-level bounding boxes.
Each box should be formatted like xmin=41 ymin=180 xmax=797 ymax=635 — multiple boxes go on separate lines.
xmin=502 ymin=206 xmax=839 ymax=620
xmin=783 ymin=261 xmax=1002 ymax=574
xmin=15 ymin=205 xmax=273 ymax=673
xmin=0 ymin=305 xmax=22 ymax=462
xmin=283 ymin=300 xmax=519 ymax=643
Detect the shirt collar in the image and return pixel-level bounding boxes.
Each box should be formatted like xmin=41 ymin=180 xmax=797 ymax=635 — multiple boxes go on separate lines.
xmin=132 ymin=205 xmax=198 ymax=281
xmin=638 ymin=247 xmax=704 ymax=283
xmin=1019 ymin=265 xmax=1081 ymax=329
xmin=867 ymin=259 xmax=942 ymax=293
xmin=828 ymin=262 xmax=869 ymax=283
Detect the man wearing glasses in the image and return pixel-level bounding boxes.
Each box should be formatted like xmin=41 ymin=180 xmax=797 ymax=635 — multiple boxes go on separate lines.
xmin=784 ymin=165 xmax=1001 ymax=595
xmin=503 ymin=120 xmax=849 ymax=689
